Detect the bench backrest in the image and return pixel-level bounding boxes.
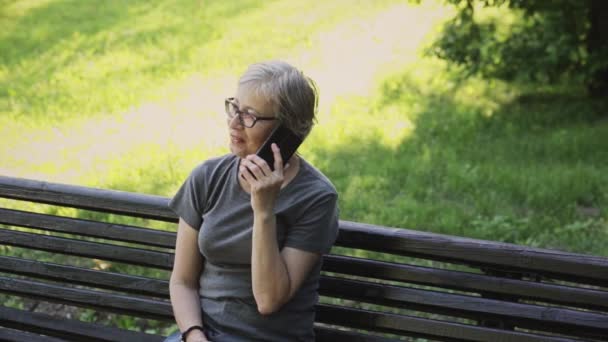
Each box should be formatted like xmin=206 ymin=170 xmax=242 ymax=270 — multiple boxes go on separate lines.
xmin=1 ymin=175 xmax=607 ymax=341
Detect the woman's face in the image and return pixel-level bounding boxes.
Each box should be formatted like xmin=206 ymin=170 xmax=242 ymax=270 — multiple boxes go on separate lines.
xmin=228 ymin=85 xmax=277 ymax=158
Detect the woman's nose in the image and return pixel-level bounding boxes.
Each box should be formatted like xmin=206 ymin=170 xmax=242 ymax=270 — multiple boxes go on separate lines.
xmin=228 ymin=114 xmax=243 ymax=128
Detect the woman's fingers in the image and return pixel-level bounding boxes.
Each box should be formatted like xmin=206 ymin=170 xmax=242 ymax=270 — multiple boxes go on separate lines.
xmin=242 ymin=157 xmax=267 ymax=180
xmin=241 ymin=152 xmax=285 ymax=189
xmin=240 ymin=163 xmax=256 ymax=183
xmin=245 ymin=154 xmax=275 ymax=176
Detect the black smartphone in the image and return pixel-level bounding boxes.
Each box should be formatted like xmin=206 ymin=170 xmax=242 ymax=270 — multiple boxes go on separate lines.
xmin=256 ymin=124 xmax=303 ymax=171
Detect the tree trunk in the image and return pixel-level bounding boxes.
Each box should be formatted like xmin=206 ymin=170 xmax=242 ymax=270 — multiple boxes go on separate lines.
xmin=587 ymin=0 xmax=608 ymax=98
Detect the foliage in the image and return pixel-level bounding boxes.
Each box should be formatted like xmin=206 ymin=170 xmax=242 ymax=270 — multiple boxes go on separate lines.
xmin=2 ymin=0 xmax=607 ymax=335
xmin=309 ymin=61 xmax=607 ymax=256
xmin=428 ymin=0 xmax=608 ymax=95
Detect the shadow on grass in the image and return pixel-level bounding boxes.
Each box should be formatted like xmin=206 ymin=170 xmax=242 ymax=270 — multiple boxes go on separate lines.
xmin=0 ymin=0 xmax=264 ymax=64
xmin=310 ymin=71 xmax=607 ymax=255
xmin=65 ymin=67 xmax=606 ymax=255
xmin=0 ymin=0 xmax=267 ymax=109
xmin=15 ymin=64 xmax=604 ymax=255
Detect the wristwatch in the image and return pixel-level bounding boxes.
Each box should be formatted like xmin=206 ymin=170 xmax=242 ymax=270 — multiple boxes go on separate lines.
xmin=181 ymin=325 xmax=205 ymax=341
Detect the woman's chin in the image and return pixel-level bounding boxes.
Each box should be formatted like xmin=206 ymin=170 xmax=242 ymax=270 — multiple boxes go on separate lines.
xmin=230 ymin=144 xmax=248 ymax=158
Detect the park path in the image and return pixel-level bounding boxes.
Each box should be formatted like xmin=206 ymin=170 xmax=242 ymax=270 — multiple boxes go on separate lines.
xmin=1 ymin=3 xmax=448 ymax=185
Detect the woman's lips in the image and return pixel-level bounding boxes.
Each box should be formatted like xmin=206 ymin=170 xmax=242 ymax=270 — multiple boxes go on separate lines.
xmin=230 ymin=134 xmax=245 ymax=144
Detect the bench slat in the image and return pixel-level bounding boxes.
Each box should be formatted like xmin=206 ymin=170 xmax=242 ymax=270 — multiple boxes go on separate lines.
xmin=0 ymin=208 xmax=175 ymax=248
xmin=8 ymin=254 xmax=600 ymax=337
xmin=338 ymin=221 xmax=608 ymax=287
xmin=0 ymin=305 xmax=164 ymax=342
xmin=0 ymin=276 xmax=172 ymax=321
xmin=0 ymin=176 xmax=174 ymax=222
xmin=314 ymin=326 xmax=397 ymax=342
xmin=0 ymin=228 xmax=173 ymax=269
xmin=320 ymin=276 xmax=608 ymax=340
xmin=0 ymin=256 xmax=169 ymax=298
xmin=316 ymin=304 xmax=577 ymax=342
xmin=0 ymin=327 xmax=68 ymax=342
xmin=4 ymin=256 xmax=600 ymax=340
xmin=2 ymin=205 xmax=604 ymax=313
xmin=0 ymin=303 xmax=390 ymax=342
xmin=7 ymin=274 xmax=586 ymax=341
xmin=324 ymin=254 xmax=608 ymax=311
xmin=2 ymin=175 xmax=608 ymax=340
xmin=2 ymin=176 xmax=607 ymax=287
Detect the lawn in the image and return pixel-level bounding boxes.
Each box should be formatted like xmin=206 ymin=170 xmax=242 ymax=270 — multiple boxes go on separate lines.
xmin=1 ymin=0 xmax=607 ymax=335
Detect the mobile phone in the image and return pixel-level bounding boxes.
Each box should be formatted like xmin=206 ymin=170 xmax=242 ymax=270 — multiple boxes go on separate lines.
xmin=256 ymin=124 xmax=303 ymax=171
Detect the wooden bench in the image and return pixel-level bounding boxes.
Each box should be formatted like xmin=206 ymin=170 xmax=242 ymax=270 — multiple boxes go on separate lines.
xmin=0 ymin=175 xmax=607 ymax=341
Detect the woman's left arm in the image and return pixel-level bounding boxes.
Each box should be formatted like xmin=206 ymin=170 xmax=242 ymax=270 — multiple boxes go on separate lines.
xmin=240 ymin=144 xmax=321 ymax=315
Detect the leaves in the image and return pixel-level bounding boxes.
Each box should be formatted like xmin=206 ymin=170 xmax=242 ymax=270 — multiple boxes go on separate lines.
xmin=429 ymin=0 xmax=607 ymax=91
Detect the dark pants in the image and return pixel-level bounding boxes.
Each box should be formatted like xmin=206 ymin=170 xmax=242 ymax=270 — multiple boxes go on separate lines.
xmin=163 ymin=331 xmax=181 ymax=342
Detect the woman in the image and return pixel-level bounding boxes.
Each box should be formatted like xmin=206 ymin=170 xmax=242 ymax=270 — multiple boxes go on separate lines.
xmin=166 ymin=61 xmax=339 ymax=342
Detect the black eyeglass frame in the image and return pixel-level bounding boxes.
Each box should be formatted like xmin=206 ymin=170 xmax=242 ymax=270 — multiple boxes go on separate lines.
xmin=225 ymin=97 xmax=278 ymax=128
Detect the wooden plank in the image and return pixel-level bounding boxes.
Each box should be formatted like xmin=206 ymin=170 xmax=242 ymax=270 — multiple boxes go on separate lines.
xmin=337 ymin=221 xmax=608 ymax=287
xmin=0 ymin=305 xmax=164 ymax=342
xmin=1 ymin=175 xmax=607 ymax=286
xmin=314 ymin=325 xmax=398 ymax=342
xmin=8 ymin=254 xmax=602 ymax=338
xmin=0 ymin=327 xmax=68 ymax=342
xmin=319 ymin=276 xmax=608 ymax=340
xmin=323 ymin=254 xmax=608 ymax=311
xmin=0 ymin=176 xmax=175 ymax=222
xmin=0 ymin=256 xmax=169 ymax=298
xmin=315 ymin=304 xmax=578 ymax=342
xmin=0 ymin=276 xmax=173 ymax=321
xmin=0 ymin=208 xmax=175 ymax=248
xmin=0 ymin=228 xmax=173 ymax=270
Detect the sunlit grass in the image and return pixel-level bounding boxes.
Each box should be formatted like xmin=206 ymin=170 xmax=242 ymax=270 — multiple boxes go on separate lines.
xmin=0 ymin=0 xmax=450 ymax=183
xmin=1 ymin=0 xmax=606 ymax=257
xmin=310 ymin=59 xmax=608 ymax=255
xmin=1 ymin=0 xmax=607 ymax=337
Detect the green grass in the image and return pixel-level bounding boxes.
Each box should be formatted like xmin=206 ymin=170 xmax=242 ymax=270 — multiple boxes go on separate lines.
xmin=1 ymin=0 xmax=607 ymax=337
xmin=1 ymin=0 xmax=605 ymax=267
xmin=309 ymin=62 xmax=608 ymax=255
xmin=1 ymin=0 xmax=400 ymax=125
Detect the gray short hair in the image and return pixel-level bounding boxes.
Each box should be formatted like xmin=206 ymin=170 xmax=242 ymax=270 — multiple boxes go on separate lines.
xmin=238 ymin=61 xmax=318 ymax=139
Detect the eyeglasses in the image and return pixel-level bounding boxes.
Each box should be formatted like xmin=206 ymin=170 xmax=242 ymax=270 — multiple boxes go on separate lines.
xmin=225 ymin=97 xmax=277 ymax=128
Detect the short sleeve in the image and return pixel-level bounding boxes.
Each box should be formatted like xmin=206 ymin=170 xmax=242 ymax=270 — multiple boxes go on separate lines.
xmin=168 ymin=164 xmax=207 ymax=230
xmin=283 ymin=193 xmax=339 ymax=254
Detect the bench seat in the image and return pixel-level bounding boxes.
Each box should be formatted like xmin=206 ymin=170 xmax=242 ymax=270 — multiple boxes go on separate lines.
xmin=1 ymin=175 xmax=607 ymax=341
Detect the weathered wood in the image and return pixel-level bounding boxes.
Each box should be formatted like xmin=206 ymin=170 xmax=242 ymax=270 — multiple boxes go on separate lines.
xmin=2 ymin=176 xmax=606 ymax=287
xmin=2 ymin=176 xmax=607 ymax=284
xmin=0 ymin=305 xmax=164 ymax=342
xmin=338 ymin=221 xmax=608 ymax=287
xmin=0 ymin=256 xmax=169 ymax=298
xmin=0 ymin=175 xmax=174 ymax=222
xmin=0 ymin=276 xmax=173 ymax=320
xmin=323 ymin=254 xmax=608 ymax=311
xmin=0 ymin=328 xmax=68 ymax=342
xmin=319 ymin=276 xmax=608 ymax=340
xmin=0 ymin=228 xmax=173 ymax=269
xmin=6 ymin=253 xmax=603 ymax=339
xmin=2 ymin=175 xmax=608 ymax=341
xmin=315 ymin=304 xmax=577 ymax=342
xmin=0 ymin=207 xmax=175 ymax=248
xmin=314 ymin=325 xmax=397 ymax=342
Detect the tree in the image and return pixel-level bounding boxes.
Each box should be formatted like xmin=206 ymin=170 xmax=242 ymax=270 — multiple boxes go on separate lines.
xmin=428 ymin=0 xmax=608 ymax=98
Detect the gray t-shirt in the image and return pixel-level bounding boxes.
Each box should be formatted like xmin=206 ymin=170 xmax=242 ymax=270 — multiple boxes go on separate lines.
xmin=168 ymin=153 xmax=339 ymax=341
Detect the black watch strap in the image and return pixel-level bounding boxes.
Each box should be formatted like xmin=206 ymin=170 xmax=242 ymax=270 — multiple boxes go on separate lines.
xmin=181 ymin=325 xmax=204 ymax=341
